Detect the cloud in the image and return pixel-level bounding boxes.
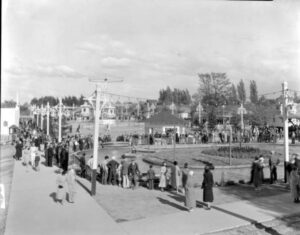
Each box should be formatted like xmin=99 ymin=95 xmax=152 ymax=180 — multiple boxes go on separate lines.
xmin=5 ymin=62 xmax=86 ymax=79
xmin=100 ymin=57 xmax=131 ymax=67
xmin=76 ymin=42 xmax=104 ymax=53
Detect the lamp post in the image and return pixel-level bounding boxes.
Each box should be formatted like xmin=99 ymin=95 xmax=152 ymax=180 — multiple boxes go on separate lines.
xmin=88 ymin=78 xmax=123 ymax=196
xmin=58 ymin=97 xmax=62 ymax=143
xmin=46 ymin=102 xmax=50 ymax=136
xmin=41 ymin=104 xmax=44 ymax=131
xmin=282 ymin=82 xmax=289 ymax=183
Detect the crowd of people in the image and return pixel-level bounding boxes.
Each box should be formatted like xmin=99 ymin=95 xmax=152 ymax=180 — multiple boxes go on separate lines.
xmin=249 ymin=151 xmax=300 ymax=203
xmin=77 ymin=153 xmax=214 ymax=212
xmin=12 ymin=120 xmax=300 ymax=211
xmin=13 ymin=123 xmax=80 ymax=205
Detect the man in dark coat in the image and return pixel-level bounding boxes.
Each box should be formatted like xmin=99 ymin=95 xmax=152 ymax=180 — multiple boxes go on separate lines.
xmin=79 ymin=138 xmax=83 ymax=151
xmin=202 ymin=165 xmax=214 ymax=210
xmin=128 ymin=160 xmax=140 ymax=189
xmin=79 ymin=153 xmax=86 ymax=178
xmin=47 ymin=143 xmax=54 ymax=167
xmin=269 ymin=151 xmax=280 ymax=184
xmin=60 ymin=146 xmax=69 ymax=172
xmin=15 ymin=140 xmax=23 ymax=160
xmin=107 ymin=156 xmax=119 ymax=185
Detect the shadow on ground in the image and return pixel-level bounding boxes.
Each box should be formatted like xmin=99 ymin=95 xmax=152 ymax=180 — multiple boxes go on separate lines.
xmin=216 ymin=183 xmax=300 ymax=234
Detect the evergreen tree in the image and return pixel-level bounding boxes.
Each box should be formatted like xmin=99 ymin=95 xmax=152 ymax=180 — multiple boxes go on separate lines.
xmin=249 ymin=80 xmax=258 ymax=104
xmin=228 ymin=84 xmax=238 ymax=105
xmin=237 ymin=79 xmax=246 ymax=104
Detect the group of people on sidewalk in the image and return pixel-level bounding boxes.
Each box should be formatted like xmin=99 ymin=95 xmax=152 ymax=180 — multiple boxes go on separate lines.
xmin=13 ymin=123 xmax=77 ymax=205
xmin=157 ymin=161 xmax=214 ymax=212
xmin=79 ymin=154 xmax=142 ymax=190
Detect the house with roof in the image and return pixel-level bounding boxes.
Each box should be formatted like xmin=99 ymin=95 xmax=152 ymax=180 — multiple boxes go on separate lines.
xmin=144 ymin=110 xmax=188 ymax=135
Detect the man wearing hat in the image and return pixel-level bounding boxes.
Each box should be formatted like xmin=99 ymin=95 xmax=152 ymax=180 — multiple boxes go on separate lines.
xmin=107 ymin=156 xmax=119 ymax=185
xmin=269 ymin=151 xmax=280 ymax=184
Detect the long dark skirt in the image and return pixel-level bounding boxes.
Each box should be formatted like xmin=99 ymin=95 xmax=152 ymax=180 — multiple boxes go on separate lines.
xmin=203 ymin=187 xmax=213 ymax=202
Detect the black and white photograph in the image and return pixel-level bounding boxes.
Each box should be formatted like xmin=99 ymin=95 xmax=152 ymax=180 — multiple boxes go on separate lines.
xmin=1 ymin=0 xmax=300 ymax=234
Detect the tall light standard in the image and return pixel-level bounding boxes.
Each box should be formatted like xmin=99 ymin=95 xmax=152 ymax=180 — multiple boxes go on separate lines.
xmin=58 ymin=97 xmax=62 ymax=142
xmin=88 ymin=78 xmax=123 ymax=196
xmin=46 ymin=102 xmax=50 ymax=136
xmin=41 ymin=104 xmax=44 ymax=131
xmin=282 ymin=82 xmax=293 ymax=183
xmin=237 ymin=103 xmax=247 ymax=146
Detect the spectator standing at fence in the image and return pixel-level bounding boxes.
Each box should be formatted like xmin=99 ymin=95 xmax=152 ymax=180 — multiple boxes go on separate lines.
xmin=269 ymin=151 xmax=280 ymax=184
xmin=147 ymin=165 xmax=155 ymax=190
xmin=253 ymin=156 xmax=265 ymax=190
xmin=171 ymin=161 xmax=181 ymax=193
xmin=181 ymin=163 xmax=189 ymax=194
xmin=202 ymin=165 xmax=214 ymax=210
xmin=290 ymin=165 xmax=299 ymax=203
xmin=79 ymin=153 xmax=86 ymax=178
xmin=66 ymin=165 xmax=77 ymax=203
xmin=159 ymin=162 xmax=167 ymax=192
xmin=101 ymin=156 xmax=109 ymax=184
xmin=107 ymin=156 xmax=119 ymax=185
xmin=128 ymin=160 xmax=140 ymax=190
xmin=185 ymin=170 xmax=196 ymax=212
xmin=121 ymin=156 xmax=130 ymax=188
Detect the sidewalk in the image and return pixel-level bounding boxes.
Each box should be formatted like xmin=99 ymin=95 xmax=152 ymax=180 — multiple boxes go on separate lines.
xmin=5 ymin=156 xmax=299 ymax=235
xmin=4 ymin=159 xmax=124 ymax=235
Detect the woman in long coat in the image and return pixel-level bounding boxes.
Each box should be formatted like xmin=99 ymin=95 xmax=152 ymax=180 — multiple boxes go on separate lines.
xmin=253 ymin=157 xmax=264 ymax=190
xmin=185 ymin=170 xmax=196 ymax=212
xmin=159 ymin=162 xmax=167 ymax=191
xmin=181 ymin=163 xmax=189 ymax=194
xmin=56 ymin=170 xmax=67 ymax=205
xmin=202 ymin=166 xmax=214 ymax=210
xmin=290 ymin=165 xmax=299 ymax=203
xmin=66 ymin=166 xmax=76 ymax=203
xmin=47 ymin=144 xmax=54 ymax=167
xmin=171 ymin=161 xmax=181 ymax=193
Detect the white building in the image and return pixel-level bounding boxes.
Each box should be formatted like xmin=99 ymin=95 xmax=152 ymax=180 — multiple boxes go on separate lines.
xmin=1 ymin=106 xmax=20 ymax=137
xmin=80 ymin=102 xmax=92 ymax=120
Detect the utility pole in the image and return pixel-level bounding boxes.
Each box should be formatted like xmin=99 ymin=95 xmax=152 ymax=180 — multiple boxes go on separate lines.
xmin=88 ymin=78 xmax=123 ymax=196
xmin=282 ymin=82 xmax=289 ymax=183
xmin=41 ymin=104 xmax=44 ymax=131
xmin=58 ymin=97 xmax=62 ymax=142
xmin=46 ymin=102 xmax=50 ymax=136
xmin=137 ymin=102 xmax=140 ymax=118
xmin=73 ymin=103 xmax=75 ymax=120
xmin=237 ymin=103 xmax=247 ymax=146
xmin=37 ymin=107 xmax=40 ymax=129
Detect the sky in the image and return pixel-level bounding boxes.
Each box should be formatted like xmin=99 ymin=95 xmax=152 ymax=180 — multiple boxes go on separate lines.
xmin=2 ymin=0 xmax=300 ymax=104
